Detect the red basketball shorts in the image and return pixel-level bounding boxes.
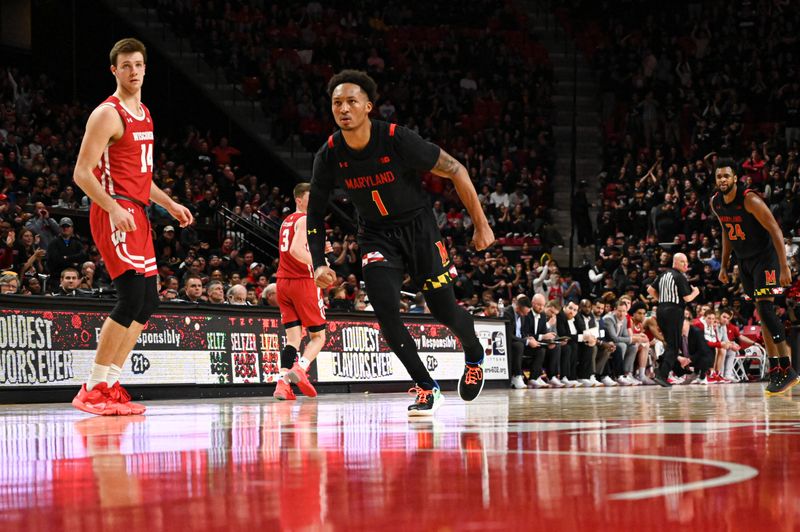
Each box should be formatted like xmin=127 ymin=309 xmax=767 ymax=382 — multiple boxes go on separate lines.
xmin=90 ymin=200 xmax=156 ymax=280
xmin=277 ymin=277 xmax=326 ymax=330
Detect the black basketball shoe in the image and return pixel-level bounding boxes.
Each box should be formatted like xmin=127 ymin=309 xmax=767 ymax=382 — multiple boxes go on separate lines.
xmin=652 ymin=373 xmax=672 ymax=388
xmin=458 ymin=363 xmax=485 ymax=401
xmin=408 ymin=386 xmax=444 ymax=416
xmin=765 ymin=366 xmax=800 ymax=396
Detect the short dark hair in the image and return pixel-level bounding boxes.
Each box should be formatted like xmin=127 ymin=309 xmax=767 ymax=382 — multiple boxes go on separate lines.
xmin=293 ymin=182 xmax=311 ymax=198
xmin=184 ymin=274 xmax=203 ymax=287
xmin=327 ymin=70 xmax=378 ymax=103
xmin=110 ymin=37 xmax=147 ymax=67
xmin=60 ymin=267 xmax=79 ymax=280
xmin=629 ymin=301 xmax=647 ymax=314
xmin=715 ymin=157 xmax=739 ymax=175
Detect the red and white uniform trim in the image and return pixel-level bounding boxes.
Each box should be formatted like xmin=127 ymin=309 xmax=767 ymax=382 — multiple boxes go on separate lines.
xmin=89 ymin=95 xmax=156 ymax=280
xmin=276 ymin=211 xmax=325 ymax=327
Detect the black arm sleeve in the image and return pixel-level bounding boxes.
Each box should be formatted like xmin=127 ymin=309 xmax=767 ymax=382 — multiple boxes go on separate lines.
xmin=392 ymin=125 xmax=440 ymax=171
xmin=308 ymin=153 xmax=335 ymax=271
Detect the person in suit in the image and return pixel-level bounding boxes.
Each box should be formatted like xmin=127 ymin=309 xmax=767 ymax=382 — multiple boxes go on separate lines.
xmin=593 ymin=299 xmax=620 ymax=386
xmin=603 ymin=299 xmax=640 ymax=385
xmin=543 ymin=300 xmax=566 ymax=387
xmin=676 ymin=317 xmax=715 ymax=384
xmin=555 ymin=301 xmax=578 ymax=384
xmin=576 ymin=299 xmax=605 ymax=386
xmin=526 ymin=294 xmax=555 ymax=387
xmin=503 ymin=294 xmax=533 ymax=388
xmin=556 ymin=299 xmax=599 ymax=386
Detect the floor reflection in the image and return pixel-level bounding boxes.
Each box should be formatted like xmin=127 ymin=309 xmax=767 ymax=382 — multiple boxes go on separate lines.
xmin=1 ymin=385 xmax=799 ymax=531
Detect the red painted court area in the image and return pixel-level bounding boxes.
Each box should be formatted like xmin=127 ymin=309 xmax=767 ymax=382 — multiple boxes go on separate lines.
xmin=2 ymin=386 xmax=799 ymax=531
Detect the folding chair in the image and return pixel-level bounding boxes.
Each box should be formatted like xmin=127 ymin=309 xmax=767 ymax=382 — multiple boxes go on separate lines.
xmin=732 ymin=344 xmax=767 ymax=382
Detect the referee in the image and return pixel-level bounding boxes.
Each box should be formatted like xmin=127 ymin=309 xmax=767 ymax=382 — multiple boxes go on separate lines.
xmin=647 ymin=252 xmax=700 ymax=387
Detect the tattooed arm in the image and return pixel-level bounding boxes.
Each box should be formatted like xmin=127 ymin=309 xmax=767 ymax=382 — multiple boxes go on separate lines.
xmin=430 ymin=149 xmax=494 ymax=250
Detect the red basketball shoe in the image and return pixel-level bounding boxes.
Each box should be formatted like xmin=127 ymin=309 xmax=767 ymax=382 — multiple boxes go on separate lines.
xmin=287 ymin=363 xmax=318 ymax=397
xmin=72 ymin=383 xmax=131 ymax=416
xmin=108 ymin=382 xmax=146 ymax=415
xmin=273 ymin=379 xmax=297 ymax=401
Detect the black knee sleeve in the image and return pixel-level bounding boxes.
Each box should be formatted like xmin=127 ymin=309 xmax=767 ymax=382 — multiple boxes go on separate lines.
xmin=757 ymin=299 xmax=786 ymax=343
xmin=425 ymin=286 xmax=484 ymax=364
xmin=280 ymin=344 xmax=297 ymax=371
xmin=109 ymin=271 xmax=146 ymax=328
xmin=134 ymin=275 xmax=160 ymax=324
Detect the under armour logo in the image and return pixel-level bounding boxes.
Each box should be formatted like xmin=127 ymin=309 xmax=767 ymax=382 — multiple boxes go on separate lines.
xmin=339 ymin=162 xmax=349 ymax=168
xmin=379 ymin=156 xmax=391 ymax=164
xmin=308 ymin=229 xmax=318 ymax=234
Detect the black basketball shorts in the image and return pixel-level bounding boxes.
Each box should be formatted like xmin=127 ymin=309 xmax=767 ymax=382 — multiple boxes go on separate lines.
xmin=738 ymin=246 xmax=781 ymax=299
xmin=357 ymin=209 xmax=456 ymax=291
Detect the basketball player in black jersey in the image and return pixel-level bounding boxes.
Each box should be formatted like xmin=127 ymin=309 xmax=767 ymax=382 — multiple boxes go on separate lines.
xmin=307 ymin=70 xmax=495 ymax=415
xmin=711 ymin=157 xmax=797 ymax=395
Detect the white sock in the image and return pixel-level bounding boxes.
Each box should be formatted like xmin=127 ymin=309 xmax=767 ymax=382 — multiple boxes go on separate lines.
xmin=279 ymin=367 xmax=290 ymax=383
xmin=107 ymin=364 xmax=122 ymax=387
xmin=87 ymin=363 xmax=110 ymax=391
xmin=299 ymin=356 xmax=311 ymax=371
xmin=637 ymin=367 xmax=645 ymax=379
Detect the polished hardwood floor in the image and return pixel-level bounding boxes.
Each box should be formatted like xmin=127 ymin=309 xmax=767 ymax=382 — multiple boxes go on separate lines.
xmin=2 ymin=384 xmax=799 ymax=531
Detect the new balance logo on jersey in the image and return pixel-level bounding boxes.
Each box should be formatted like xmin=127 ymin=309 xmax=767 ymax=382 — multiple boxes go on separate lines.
xmin=339 ymin=162 xmax=349 ymax=168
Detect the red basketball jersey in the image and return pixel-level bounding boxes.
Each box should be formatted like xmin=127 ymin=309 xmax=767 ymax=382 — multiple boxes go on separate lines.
xmin=277 ymin=212 xmax=313 ymax=279
xmin=92 ymin=95 xmax=154 ymax=204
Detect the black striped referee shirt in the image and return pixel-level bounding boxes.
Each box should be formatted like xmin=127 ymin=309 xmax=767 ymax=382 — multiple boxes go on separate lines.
xmin=655 ymin=268 xmax=691 ymax=307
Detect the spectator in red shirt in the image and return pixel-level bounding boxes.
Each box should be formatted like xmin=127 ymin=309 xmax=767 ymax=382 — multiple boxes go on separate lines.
xmin=718 ymin=307 xmax=755 ymax=381
xmin=693 ymin=308 xmax=733 ymax=382
xmin=211 ymin=137 xmax=241 ymax=166
xmin=741 ymin=147 xmax=767 ymax=185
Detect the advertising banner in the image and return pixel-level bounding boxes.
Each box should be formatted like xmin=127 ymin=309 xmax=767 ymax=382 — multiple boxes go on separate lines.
xmin=0 ymin=307 xmax=507 ymax=388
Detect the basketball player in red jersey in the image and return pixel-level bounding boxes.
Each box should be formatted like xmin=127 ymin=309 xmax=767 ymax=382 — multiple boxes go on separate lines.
xmin=273 ymin=183 xmax=328 ymax=400
xmin=71 ymin=38 xmax=193 ymax=415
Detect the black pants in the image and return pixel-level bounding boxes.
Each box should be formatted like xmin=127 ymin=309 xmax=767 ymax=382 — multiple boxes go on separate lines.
xmin=544 ymin=345 xmax=561 ymax=377
xmin=691 ymin=347 xmax=714 ymax=377
xmin=656 ymin=304 xmax=683 ymax=378
xmin=561 ymin=342 xmax=577 ymax=379
xmin=524 ymin=346 xmax=546 ymax=377
xmin=509 ymin=338 xmax=524 ymax=377
xmin=576 ymin=344 xmax=597 ymax=379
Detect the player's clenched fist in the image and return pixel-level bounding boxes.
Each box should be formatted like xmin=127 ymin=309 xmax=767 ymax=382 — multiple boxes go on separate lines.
xmin=472 ymin=224 xmax=495 ymax=251
xmin=314 ymin=265 xmax=336 ymax=288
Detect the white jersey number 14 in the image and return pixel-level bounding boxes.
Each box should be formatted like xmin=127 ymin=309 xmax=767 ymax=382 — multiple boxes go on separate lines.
xmin=140 ymin=143 xmax=153 ymax=173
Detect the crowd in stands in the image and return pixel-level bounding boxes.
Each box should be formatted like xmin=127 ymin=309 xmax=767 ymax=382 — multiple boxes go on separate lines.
xmin=151 ymin=0 xmax=564 ymax=247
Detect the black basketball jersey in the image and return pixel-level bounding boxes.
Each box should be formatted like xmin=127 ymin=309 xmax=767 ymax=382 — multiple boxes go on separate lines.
xmin=307 ymin=120 xmax=440 ymax=269
xmin=710 ymin=187 xmax=772 ymax=259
